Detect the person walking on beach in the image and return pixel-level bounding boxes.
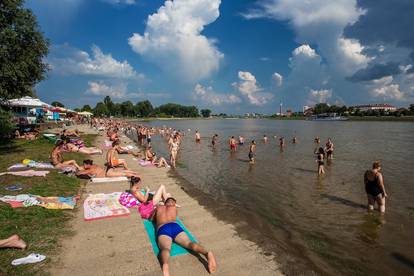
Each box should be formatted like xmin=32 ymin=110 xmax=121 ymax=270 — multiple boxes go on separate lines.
xmin=325 ymin=138 xmax=334 ymax=160
xmin=195 ymin=130 xmax=201 ymax=143
xmin=169 ymin=136 xmax=179 ymax=168
xmin=364 ymin=161 xmax=387 ymax=213
xmin=156 ymin=197 xmax=217 ymax=276
xmin=229 ymin=136 xmax=237 ymax=152
xmin=249 ymin=140 xmax=256 ymax=164
xmin=317 ymin=147 xmax=325 ymax=175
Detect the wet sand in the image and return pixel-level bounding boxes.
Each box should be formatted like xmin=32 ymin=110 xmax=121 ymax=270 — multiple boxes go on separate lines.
xmin=49 ymin=125 xmax=282 ymax=275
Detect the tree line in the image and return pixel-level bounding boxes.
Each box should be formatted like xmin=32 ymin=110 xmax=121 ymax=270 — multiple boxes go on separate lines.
xmin=311 ymin=103 xmax=414 ymax=117
xmin=75 ymin=96 xmax=212 ymax=118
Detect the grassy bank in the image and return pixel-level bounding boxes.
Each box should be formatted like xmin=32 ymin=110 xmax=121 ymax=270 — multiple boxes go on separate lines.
xmin=0 ymin=134 xmax=96 ymax=275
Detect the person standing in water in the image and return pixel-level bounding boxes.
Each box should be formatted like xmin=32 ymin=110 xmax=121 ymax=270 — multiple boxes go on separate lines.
xmin=314 ymin=137 xmax=321 ymax=154
xmin=229 ymin=136 xmax=237 ymax=152
xmin=364 ymin=161 xmax=387 ymax=213
xmin=325 ymin=138 xmax=334 ymax=160
xmin=248 ymin=140 xmax=256 ymax=164
xmin=279 ymin=137 xmax=285 ymax=148
xmin=263 ymin=135 xmax=268 ymax=143
xmin=317 ymin=147 xmax=325 ymax=175
xmin=195 ymin=130 xmax=201 ymax=143
xmin=292 ymin=136 xmax=297 ymax=144
xmin=211 ymin=134 xmax=218 ymax=148
xmin=238 ymin=135 xmax=245 ymax=145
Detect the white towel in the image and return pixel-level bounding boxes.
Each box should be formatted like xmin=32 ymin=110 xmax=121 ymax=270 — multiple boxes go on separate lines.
xmin=91 ymin=177 xmax=128 ymax=183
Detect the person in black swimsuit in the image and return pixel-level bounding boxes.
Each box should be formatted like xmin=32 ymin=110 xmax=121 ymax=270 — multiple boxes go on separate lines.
xmin=317 ymin=147 xmax=325 ymax=175
xmin=364 ymin=161 xmax=387 ymax=213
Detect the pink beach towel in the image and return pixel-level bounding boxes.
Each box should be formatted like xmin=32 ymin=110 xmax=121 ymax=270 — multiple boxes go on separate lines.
xmin=84 ymin=192 xmax=130 ymax=221
xmin=138 ymin=160 xmax=156 ymax=167
xmin=0 ymin=170 xmax=50 ymax=177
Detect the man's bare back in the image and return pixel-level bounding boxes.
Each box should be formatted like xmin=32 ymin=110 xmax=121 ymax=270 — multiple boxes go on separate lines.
xmin=156 ymin=204 xmax=177 ymax=229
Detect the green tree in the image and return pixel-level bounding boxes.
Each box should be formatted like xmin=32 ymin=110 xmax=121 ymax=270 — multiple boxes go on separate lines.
xmin=103 ymin=96 xmax=114 ymax=115
xmin=81 ymin=104 xmax=92 ymax=112
xmin=93 ymin=102 xmax=108 ymax=117
xmin=136 ymin=100 xmax=154 ymax=117
xmin=120 ymin=101 xmax=134 ymax=117
xmin=51 ymin=101 xmax=64 ymax=107
xmin=200 ymin=109 xmax=211 ymax=118
xmin=0 ymin=0 xmax=49 ymax=103
xmin=313 ymin=103 xmax=330 ymax=114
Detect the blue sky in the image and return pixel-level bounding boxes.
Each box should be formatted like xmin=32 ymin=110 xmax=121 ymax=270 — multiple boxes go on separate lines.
xmin=26 ymin=0 xmax=414 ymax=114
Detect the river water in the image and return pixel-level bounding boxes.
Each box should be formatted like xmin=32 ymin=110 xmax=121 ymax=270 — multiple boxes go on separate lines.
xmin=133 ymin=119 xmax=414 ymax=275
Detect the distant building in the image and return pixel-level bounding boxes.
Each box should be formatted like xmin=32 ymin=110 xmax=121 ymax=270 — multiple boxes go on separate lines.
xmin=351 ymin=104 xmax=396 ymax=112
xmin=303 ymin=105 xmax=312 ymax=113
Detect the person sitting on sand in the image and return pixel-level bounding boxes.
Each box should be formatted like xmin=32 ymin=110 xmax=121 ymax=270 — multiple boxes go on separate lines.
xmin=64 ymin=138 xmax=103 ymax=155
xmin=145 ymin=146 xmax=170 ymax=168
xmin=50 ymin=140 xmax=81 ymax=170
xmin=155 ymin=197 xmax=217 ymax=276
xmin=364 ymin=161 xmax=387 ymax=213
xmin=106 ymin=140 xmax=130 ymax=170
xmin=0 ymin=234 xmax=27 ymax=249
xmin=119 ymin=176 xmax=171 ymax=219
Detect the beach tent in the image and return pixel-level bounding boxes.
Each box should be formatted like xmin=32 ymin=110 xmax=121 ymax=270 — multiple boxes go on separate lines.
xmin=78 ymin=111 xmax=93 ymax=117
xmin=7 ymin=96 xmax=51 ymax=124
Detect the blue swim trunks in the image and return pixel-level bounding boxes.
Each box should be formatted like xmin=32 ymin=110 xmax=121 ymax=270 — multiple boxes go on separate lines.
xmin=157 ymin=222 xmax=184 ymax=240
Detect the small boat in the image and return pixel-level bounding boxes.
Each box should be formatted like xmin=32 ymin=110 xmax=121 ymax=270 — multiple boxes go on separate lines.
xmin=308 ymin=113 xmax=348 ymax=121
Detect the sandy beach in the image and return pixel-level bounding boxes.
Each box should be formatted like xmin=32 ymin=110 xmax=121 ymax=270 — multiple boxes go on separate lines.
xmin=48 ymin=125 xmax=282 ymax=276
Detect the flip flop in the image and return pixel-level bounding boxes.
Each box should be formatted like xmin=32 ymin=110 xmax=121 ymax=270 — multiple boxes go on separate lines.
xmin=11 ymin=253 xmax=46 ymax=266
xmin=5 ymin=185 xmax=23 ymax=191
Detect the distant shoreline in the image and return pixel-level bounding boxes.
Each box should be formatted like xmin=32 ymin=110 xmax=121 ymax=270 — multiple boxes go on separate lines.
xmin=121 ymin=116 xmax=414 ymax=122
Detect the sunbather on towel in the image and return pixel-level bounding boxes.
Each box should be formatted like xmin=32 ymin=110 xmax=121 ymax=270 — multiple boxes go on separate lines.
xmin=64 ymin=138 xmax=103 ymax=155
xmin=0 ymin=234 xmax=27 ymax=249
xmin=155 ymin=197 xmax=217 ymax=276
xmin=50 ymin=140 xmax=81 ymax=171
xmin=76 ymin=159 xmax=106 ymax=178
xmin=144 ymin=146 xmax=169 ymax=168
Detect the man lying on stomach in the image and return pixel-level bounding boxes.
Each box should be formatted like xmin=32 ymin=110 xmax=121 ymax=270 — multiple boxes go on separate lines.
xmin=156 ymin=197 xmax=217 ymax=276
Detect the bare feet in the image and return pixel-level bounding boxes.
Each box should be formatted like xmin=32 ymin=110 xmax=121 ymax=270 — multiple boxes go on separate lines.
xmin=162 ymin=263 xmax=170 ymax=276
xmin=0 ymin=235 xmax=27 ymax=249
xmin=207 ymin=251 xmax=217 ymax=273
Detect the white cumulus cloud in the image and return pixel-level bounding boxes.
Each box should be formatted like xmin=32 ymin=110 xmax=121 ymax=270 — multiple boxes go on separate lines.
xmin=49 ymin=44 xmax=142 ymax=80
xmin=308 ymin=89 xmax=332 ymax=104
xmin=86 ymin=81 xmax=127 ymax=98
xmin=272 ymin=72 xmax=283 ymax=86
xmin=233 ymin=71 xmax=273 ymax=106
xmin=128 ymin=0 xmax=223 ymax=82
xmin=193 ymin=84 xmax=241 ymax=105
xmin=371 ymin=84 xmax=405 ymax=100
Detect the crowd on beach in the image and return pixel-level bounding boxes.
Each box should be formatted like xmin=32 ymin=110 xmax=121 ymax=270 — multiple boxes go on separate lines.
xmin=1 ymin=117 xmax=388 ymax=274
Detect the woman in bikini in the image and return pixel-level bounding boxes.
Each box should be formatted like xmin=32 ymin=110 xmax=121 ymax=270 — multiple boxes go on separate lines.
xmin=119 ymin=177 xmax=172 ymax=219
xmin=64 ymin=139 xmax=103 ymax=155
xmin=364 ymin=161 xmax=387 ymax=213
xmin=317 ymin=147 xmax=325 ymax=175
xmin=169 ymin=136 xmax=179 ymax=168
xmin=50 ymin=140 xmax=81 ymax=170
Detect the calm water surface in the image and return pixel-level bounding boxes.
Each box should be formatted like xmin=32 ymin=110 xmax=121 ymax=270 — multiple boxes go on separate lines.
xmin=134 ymin=119 xmax=414 ymax=275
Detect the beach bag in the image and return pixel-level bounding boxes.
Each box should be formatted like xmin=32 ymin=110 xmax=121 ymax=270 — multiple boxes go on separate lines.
xmin=119 ymin=192 xmax=139 ymax=208
xmin=138 ymin=201 xmax=154 ymax=219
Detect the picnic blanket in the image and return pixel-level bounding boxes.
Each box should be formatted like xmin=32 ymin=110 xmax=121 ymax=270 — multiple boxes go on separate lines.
xmin=143 ymin=218 xmax=197 ymax=257
xmin=84 ymin=192 xmax=130 ymax=221
xmin=0 ymin=194 xmax=78 ymax=209
xmin=139 ymin=160 xmax=156 ymax=167
xmin=90 ymin=177 xmax=128 ymax=183
xmin=0 ymin=170 xmax=50 ymax=177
